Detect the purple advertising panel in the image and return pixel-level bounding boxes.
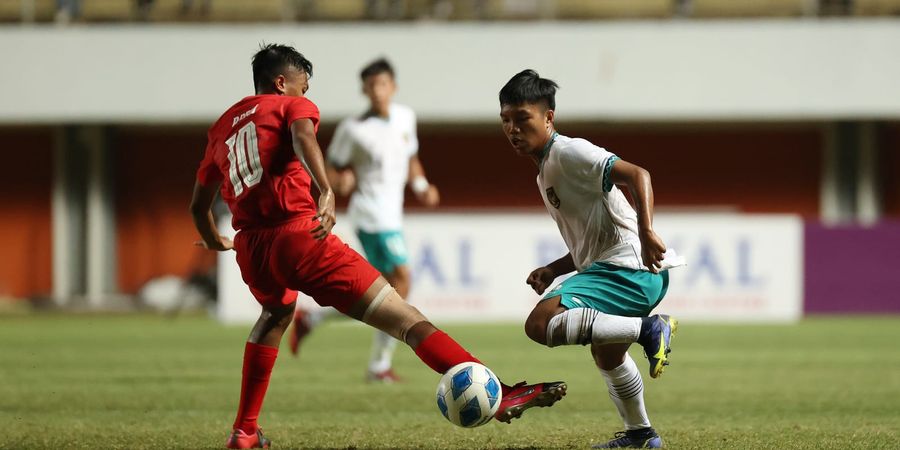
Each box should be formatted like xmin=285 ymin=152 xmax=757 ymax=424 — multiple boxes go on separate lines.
xmin=804 ymin=221 xmax=900 ymax=313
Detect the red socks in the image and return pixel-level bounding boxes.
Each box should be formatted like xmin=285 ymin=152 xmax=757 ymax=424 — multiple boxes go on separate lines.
xmin=233 ymin=342 xmax=279 ymax=434
xmin=413 ymin=330 xmax=482 ymax=374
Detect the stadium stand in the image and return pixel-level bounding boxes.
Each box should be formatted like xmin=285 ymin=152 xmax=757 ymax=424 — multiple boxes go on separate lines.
xmin=854 ymin=0 xmax=900 ymax=15
xmin=555 ymin=0 xmax=674 ymax=20
xmin=1 ymin=1 xmax=899 ymax=24
xmin=208 ymin=0 xmax=284 ymax=22
xmin=689 ymin=0 xmax=812 ymax=18
xmin=81 ymin=0 xmax=135 ymax=22
xmin=305 ymin=0 xmax=367 ymax=21
xmin=0 ymin=0 xmax=53 ymax=22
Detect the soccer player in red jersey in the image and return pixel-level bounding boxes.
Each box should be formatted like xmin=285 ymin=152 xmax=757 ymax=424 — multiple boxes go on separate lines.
xmin=190 ymin=44 xmax=567 ymax=449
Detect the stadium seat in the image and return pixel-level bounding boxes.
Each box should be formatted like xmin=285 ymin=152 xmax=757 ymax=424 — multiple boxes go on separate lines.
xmin=483 ymin=0 xmax=557 ymax=20
xmin=81 ymin=0 xmax=136 ymax=21
xmin=209 ymin=0 xmax=286 ymax=22
xmin=854 ymin=0 xmax=900 ymax=15
xmin=554 ymin=0 xmax=674 ymax=20
xmin=307 ymin=0 xmax=366 ymax=21
xmin=144 ymin=0 xmax=200 ymax=22
xmin=0 ymin=0 xmax=55 ymax=22
xmin=689 ymin=0 xmax=811 ymax=17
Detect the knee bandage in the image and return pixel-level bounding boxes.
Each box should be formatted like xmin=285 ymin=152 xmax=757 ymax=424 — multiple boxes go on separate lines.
xmin=546 ymin=308 xmax=599 ymax=347
xmin=361 ymin=284 xmax=427 ymax=343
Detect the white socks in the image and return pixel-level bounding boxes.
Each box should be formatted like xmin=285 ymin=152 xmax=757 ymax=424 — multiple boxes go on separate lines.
xmin=545 ymin=308 xmax=641 ymax=347
xmin=368 ymin=330 xmax=398 ymax=374
xmin=591 ymin=312 xmax=641 ymax=345
xmin=600 ymin=353 xmax=651 ymax=430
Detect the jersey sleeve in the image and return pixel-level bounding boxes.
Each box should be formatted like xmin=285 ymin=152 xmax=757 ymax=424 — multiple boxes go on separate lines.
xmin=196 ymin=130 xmax=223 ymax=186
xmin=559 ymin=140 xmax=620 ymax=193
xmin=326 ymin=120 xmax=354 ymax=168
xmin=284 ymin=97 xmax=320 ymax=130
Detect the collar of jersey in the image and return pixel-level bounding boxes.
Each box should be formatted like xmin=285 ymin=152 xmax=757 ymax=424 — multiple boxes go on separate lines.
xmin=538 ymin=131 xmax=559 ymax=169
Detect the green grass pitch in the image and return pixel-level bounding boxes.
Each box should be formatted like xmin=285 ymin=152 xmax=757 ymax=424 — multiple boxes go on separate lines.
xmin=1 ymin=314 xmax=898 ymax=449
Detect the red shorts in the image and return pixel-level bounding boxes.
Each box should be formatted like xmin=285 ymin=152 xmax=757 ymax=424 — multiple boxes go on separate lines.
xmin=232 ymin=218 xmax=381 ymax=313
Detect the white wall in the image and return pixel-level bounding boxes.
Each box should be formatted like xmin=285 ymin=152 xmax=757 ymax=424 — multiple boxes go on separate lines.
xmin=1 ymin=20 xmax=899 ymax=124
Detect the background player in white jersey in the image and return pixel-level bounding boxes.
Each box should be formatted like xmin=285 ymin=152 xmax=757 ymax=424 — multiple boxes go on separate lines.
xmin=289 ymin=58 xmax=439 ymax=383
xmin=498 ymin=70 xmax=684 ymax=448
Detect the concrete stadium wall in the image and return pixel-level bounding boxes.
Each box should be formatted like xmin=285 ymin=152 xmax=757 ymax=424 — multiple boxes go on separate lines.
xmin=0 ymin=121 xmax=887 ymax=300
xmin=2 ymin=121 xmax=898 ymax=302
xmin=0 ymin=128 xmax=52 ymax=299
xmin=1 ymin=20 xmax=900 ymax=124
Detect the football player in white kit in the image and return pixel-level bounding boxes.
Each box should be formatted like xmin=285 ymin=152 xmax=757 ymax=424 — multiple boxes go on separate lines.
xmin=498 ymin=70 xmax=684 ymax=448
xmin=289 ymin=58 xmax=439 ymax=383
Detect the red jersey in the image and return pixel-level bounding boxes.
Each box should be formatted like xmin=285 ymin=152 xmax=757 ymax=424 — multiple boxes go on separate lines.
xmin=197 ymin=95 xmax=321 ymax=230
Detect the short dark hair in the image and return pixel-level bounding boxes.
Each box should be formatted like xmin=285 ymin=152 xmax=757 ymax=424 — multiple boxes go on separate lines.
xmin=499 ymin=69 xmax=558 ymax=110
xmin=360 ymin=58 xmax=395 ymax=81
xmin=251 ymin=43 xmax=313 ymax=91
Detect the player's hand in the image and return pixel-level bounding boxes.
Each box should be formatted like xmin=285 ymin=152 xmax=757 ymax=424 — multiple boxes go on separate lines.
xmin=526 ymin=266 xmax=556 ymax=295
xmin=639 ymin=229 xmax=667 ymax=273
xmin=194 ymin=236 xmax=234 ymax=251
xmin=312 ymin=189 xmax=336 ymax=240
xmin=416 ymin=184 xmax=440 ymax=208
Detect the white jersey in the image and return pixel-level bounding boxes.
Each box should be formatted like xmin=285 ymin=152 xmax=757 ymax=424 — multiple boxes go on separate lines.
xmin=537 ymin=133 xmax=647 ymax=272
xmin=327 ymin=103 xmax=418 ymax=233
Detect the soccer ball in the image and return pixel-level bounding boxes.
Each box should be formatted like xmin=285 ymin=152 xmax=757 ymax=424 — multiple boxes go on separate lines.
xmin=435 ymin=362 xmax=502 ymax=428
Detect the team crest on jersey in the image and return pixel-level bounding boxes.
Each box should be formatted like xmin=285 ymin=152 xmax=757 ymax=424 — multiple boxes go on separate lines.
xmin=545 ymin=187 xmax=561 ymax=209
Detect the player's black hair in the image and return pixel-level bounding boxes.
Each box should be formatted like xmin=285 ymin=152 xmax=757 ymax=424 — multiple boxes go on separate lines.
xmin=498 ymin=69 xmax=558 ymax=110
xmin=251 ymin=43 xmax=313 ymax=91
xmin=360 ymin=58 xmax=395 ymax=81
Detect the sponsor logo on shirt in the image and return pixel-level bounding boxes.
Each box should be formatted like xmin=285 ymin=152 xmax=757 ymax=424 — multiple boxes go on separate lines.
xmin=545 ymin=187 xmax=561 ymax=209
xmin=232 ymin=104 xmax=259 ymax=127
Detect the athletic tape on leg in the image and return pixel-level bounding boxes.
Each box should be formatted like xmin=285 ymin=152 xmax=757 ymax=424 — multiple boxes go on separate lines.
xmin=362 ymin=284 xmax=393 ymax=323
xmin=546 ymin=308 xmax=600 ymax=347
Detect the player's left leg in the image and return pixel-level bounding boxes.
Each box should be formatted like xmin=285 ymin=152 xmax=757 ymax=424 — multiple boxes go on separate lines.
xmin=589 ymin=343 xmax=663 ymax=449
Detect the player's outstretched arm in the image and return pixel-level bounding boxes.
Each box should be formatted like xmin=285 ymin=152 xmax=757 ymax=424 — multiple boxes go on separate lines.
xmin=189 ymin=180 xmax=233 ymax=251
xmin=290 ymin=118 xmax=335 ymax=240
xmin=609 ymin=159 xmax=666 ymax=272
xmin=527 ymin=253 xmax=575 ymax=294
xmin=408 ymin=155 xmax=439 ymax=207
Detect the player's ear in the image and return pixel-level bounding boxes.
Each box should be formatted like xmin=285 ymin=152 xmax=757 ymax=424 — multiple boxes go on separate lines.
xmin=274 ymin=75 xmax=286 ymax=95
xmin=545 ymin=109 xmax=555 ymax=125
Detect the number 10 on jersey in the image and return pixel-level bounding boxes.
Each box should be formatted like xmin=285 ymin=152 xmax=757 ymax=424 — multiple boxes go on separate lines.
xmin=225 ymin=121 xmax=263 ymax=196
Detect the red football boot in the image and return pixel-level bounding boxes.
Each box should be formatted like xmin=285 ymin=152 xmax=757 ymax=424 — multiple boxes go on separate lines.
xmin=288 ymin=308 xmax=313 ymax=357
xmin=225 ymin=428 xmax=271 ymax=449
xmin=494 ymin=381 xmax=567 ymax=423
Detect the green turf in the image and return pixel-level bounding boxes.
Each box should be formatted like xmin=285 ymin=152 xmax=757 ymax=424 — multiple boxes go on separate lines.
xmin=1 ymin=314 xmax=898 ymax=449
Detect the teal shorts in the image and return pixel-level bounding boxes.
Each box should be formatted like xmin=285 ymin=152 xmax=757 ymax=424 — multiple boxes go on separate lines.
xmin=356 ymin=230 xmax=409 ymax=275
xmin=541 ymin=262 xmax=669 ymax=317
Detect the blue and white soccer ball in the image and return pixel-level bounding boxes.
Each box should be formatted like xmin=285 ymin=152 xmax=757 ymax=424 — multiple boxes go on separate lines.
xmin=435 ymin=362 xmax=502 ymax=428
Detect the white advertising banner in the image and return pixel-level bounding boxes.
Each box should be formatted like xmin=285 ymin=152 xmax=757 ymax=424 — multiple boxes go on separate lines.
xmin=218 ymin=213 xmax=803 ymax=324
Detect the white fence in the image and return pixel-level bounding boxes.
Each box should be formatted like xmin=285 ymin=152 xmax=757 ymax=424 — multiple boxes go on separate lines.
xmin=218 ymin=212 xmax=802 ymax=324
